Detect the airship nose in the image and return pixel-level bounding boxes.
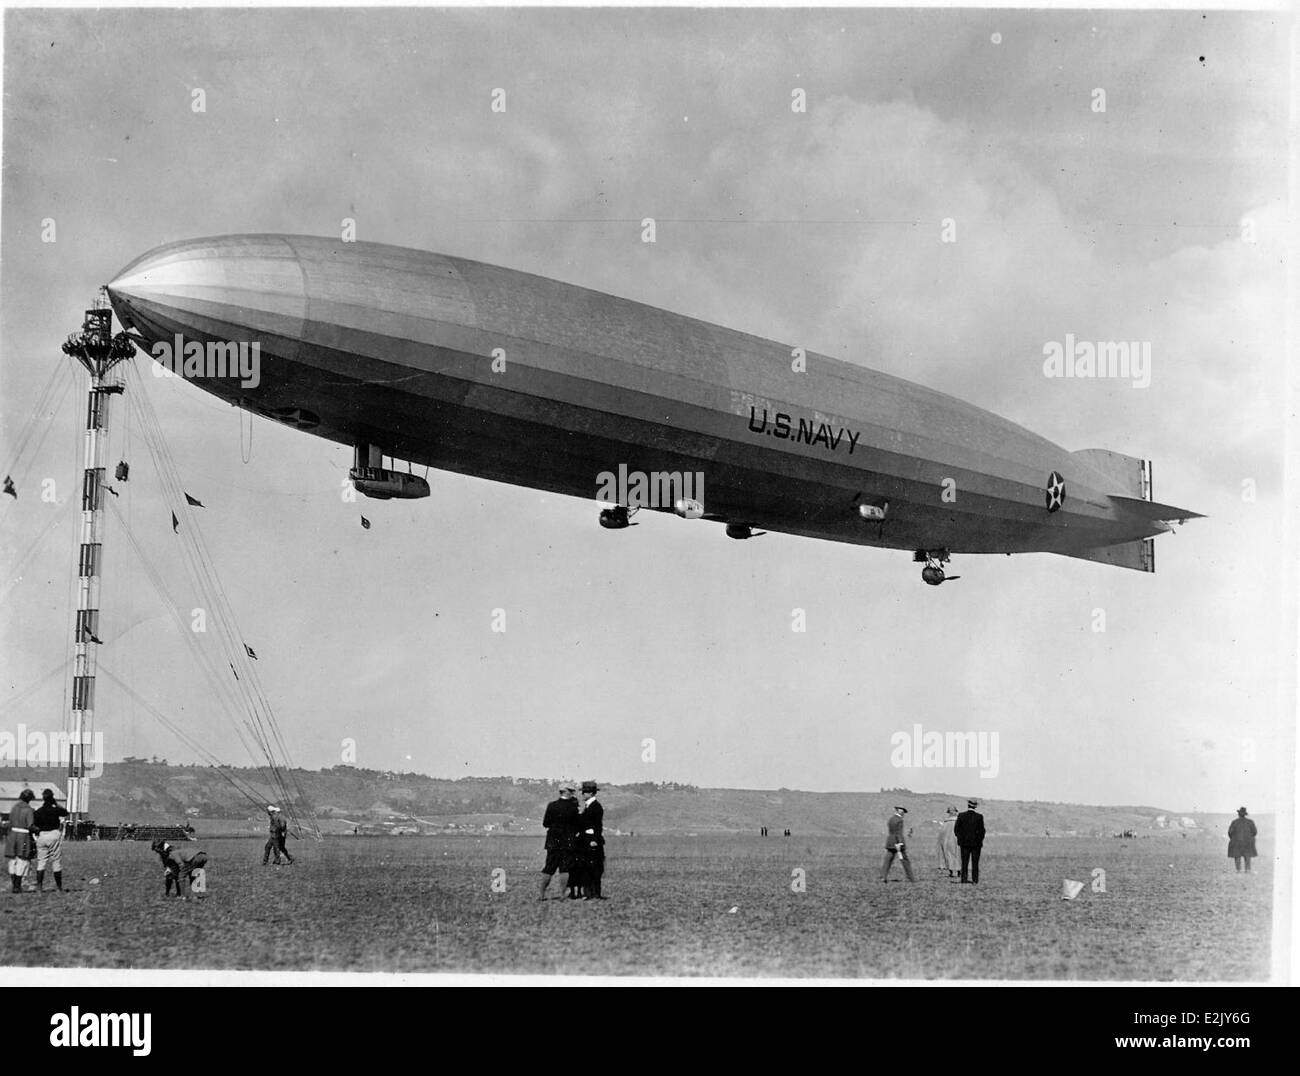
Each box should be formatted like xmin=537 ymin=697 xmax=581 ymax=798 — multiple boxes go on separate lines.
xmin=104 ymin=275 xmax=142 ymax=334
xmin=105 ymin=234 xmax=307 ymax=349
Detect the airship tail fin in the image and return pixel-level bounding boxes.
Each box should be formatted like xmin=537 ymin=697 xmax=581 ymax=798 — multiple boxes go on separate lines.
xmin=1071 ymin=448 xmax=1148 ymax=499
xmin=1075 ymin=448 xmax=1204 ymax=523
xmin=1061 ymin=538 xmax=1156 ymax=573
xmin=1108 ymin=494 xmax=1204 ymax=524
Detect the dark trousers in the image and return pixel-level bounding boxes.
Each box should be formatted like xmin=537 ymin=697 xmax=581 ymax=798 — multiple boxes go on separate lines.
xmin=572 ymin=850 xmax=603 ymax=895
xmin=960 ymin=845 xmax=981 ymax=883
xmin=263 ymin=834 xmax=293 ymax=864
xmin=585 ymin=850 xmax=604 ymax=895
xmin=880 ymin=847 xmax=915 ymax=882
xmin=167 ymin=853 xmax=207 ymax=896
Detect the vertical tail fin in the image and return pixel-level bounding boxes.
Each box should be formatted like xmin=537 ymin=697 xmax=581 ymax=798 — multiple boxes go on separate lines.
xmin=1071 ymin=448 xmax=1150 ymax=500
xmin=1060 ymin=538 xmax=1156 ymax=573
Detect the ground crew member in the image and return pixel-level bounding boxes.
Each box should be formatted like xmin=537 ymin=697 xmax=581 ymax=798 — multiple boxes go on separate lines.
xmin=4 ymin=789 xmax=36 ymax=893
xmin=263 ymin=805 xmax=294 ymax=865
xmin=880 ymin=805 xmax=915 ymax=882
xmin=151 ymin=838 xmax=208 ymax=900
xmin=32 ymin=788 xmax=68 ymax=892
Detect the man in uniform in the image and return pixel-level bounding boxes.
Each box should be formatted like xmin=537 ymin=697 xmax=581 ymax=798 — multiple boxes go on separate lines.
xmin=32 ymin=788 xmax=68 ymax=892
xmin=151 ymin=838 xmax=208 ymax=900
xmin=955 ymin=798 xmax=986 ymax=884
xmin=577 ymin=780 xmax=606 ymax=900
xmin=539 ymin=781 xmax=579 ymax=900
xmin=880 ymin=805 xmax=915 ymax=882
xmin=4 ymin=789 xmax=37 ymax=893
xmin=263 ymin=805 xmax=294 ymax=865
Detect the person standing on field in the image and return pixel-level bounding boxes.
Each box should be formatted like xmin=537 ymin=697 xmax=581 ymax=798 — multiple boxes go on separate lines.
xmin=576 ymin=780 xmax=606 ymax=900
xmin=32 ymin=789 xmax=68 ymax=892
xmin=4 ymin=789 xmax=37 ymax=893
xmin=539 ymin=782 xmax=580 ymax=900
xmin=880 ymin=805 xmax=915 ymax=882
xmin=954 ymin=799 xmax=985 ymax=884
xmin=263 ymin=805 xmax=294 ymax=865
xmin=1227 ymin=807 xmax=1257 ymax=873
xmin=934 ymin=806 xmax=959 ymax=877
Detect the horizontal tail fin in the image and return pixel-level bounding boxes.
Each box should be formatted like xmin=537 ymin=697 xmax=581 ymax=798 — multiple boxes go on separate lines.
xmin=1109 ymin=494 xmax=1204 ymax=523
xmin=1061 ymin=538 xmax=1156 ymax=573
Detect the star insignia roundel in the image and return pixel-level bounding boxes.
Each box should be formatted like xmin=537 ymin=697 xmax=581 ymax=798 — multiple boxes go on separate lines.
xmin=1045 ymin=471 xmax=1066 ymax=512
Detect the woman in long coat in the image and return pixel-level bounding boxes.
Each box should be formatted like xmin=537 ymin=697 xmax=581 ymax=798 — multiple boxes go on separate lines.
xmin=1227 ymin=807 xmax=1258 ymax=872
xmin=4 ymin=789 xmax=37 ymax=893
xmin=935 ymin=806 xmax=959 ymax=877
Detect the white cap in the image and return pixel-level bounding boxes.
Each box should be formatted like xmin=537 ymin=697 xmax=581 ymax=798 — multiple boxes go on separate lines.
xmin=267 ymin=805 xmax=280 ymax=812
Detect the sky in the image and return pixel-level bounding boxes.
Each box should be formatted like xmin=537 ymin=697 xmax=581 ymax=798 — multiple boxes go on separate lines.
xmin=0 ymin=7 xmax=1292 ymax=815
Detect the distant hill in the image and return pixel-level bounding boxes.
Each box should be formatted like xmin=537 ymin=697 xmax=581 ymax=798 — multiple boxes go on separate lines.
xmin=0 ymin=763 xmax=1243 ymax=838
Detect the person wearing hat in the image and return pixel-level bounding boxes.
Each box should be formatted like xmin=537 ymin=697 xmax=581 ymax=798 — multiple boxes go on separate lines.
xmin=262 ymin=805 xmax=294 ymax=866
xmin=880 ymin=805 xmax=915 ymax=882
xmin=954 ymin=799 xmax=985 ymax=883
xmin=1227 ymin=807 xmax=1258 ymax=873
xmin=4 ymin=789 xmax=37 ymax=893
xmin=32 ymin=788 xmax=69 ymax=892
xmin=151 ymin=838 xmax=209 ymax=900
xmin=934 ymin=806 xmax=959 ymax=878
xmin=539 ymin=781 xmax=580 ymax=900
xmin=576 ymin=781 xmax=606 ymax=899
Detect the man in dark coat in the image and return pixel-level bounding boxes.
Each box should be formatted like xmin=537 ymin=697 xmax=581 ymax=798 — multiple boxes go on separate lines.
xmin=576 ymin=780 xmax=606 ymax=900
xmin=4 ymin=789 xmax=37 ymax=893
xmin=32 ymin=788 xmax=68 ymax=892
xmin=539 ymin=782 xmax=580 ymax=900
xmin=880 ymin=805 xmax=915 ymax=882
xmin=1227 ymin=807 xmax=1258 ymax=872
xmin=954 ymin=798 xmax=985 ymax=884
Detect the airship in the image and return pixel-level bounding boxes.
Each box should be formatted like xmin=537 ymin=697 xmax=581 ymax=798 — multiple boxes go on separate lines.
xmin=105 ymin=234 xmax=1199 ymax=584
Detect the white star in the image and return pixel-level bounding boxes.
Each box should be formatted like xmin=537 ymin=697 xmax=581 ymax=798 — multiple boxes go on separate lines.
xmin=1046 ymin=472 xmax=1066 ymax=512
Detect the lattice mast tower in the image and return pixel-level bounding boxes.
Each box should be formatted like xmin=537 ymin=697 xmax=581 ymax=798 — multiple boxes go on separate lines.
xmin=60 ymin=292 xmax=135 ymax=826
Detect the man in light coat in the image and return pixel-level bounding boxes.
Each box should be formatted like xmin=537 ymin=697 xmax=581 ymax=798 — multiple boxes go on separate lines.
xmin=935 ymin=806 xmax=959 ymax=877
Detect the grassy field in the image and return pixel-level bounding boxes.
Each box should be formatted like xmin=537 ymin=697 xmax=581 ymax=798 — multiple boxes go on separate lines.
xmin=0 ymin=833 xmax=1273 ymax=980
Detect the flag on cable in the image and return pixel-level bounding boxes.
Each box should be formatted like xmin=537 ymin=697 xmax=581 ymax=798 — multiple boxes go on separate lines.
xmin=3 ymin=475 xmax=15 ymax=499
xmin=244 ymin=643 xmax=258 ymax=660
xmin=361 ymin=516 xmax=371 ymax=530
xmin=184 ymin=492 xmax=205 ymax=507
xmin=171 ymin=511 xmax=180 ymax=533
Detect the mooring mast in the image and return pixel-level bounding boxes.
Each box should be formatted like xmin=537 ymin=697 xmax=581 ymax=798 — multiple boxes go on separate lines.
xmin=59 ymin=293 xmax=135 ymax=829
